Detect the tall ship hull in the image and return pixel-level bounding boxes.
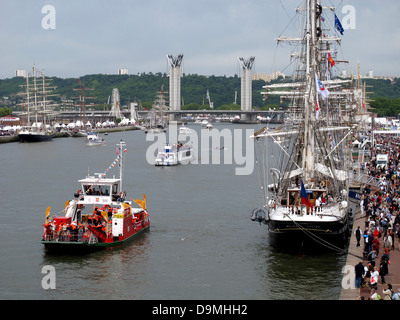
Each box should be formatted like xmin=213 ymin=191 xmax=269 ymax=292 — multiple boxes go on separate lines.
xmin=252 ymin=0 xmax=356 ymax=249
xmin=18 ymin=132 xmax=53 ymax=142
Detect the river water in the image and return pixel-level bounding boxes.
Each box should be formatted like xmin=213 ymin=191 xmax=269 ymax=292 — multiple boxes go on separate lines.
xmin=0 ymin=123 xmax=349 ymax=300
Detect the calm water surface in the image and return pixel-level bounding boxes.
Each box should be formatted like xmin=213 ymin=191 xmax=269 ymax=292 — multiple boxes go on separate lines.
xmin=0 ymin=123 xmax=347 ymax=299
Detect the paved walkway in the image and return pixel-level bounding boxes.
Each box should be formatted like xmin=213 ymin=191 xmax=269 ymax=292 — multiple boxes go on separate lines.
xmin=340 ymin=203 xmax=400 ymax=300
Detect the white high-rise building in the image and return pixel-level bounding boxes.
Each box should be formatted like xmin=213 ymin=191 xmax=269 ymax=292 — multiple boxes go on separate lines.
xmin=16 ymin=69 xmax=26 ymax=77
xmin=118 ymin=68 xmax=128 ymax=75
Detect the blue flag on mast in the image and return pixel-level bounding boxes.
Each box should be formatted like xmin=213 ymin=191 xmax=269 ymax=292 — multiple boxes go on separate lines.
xmin=335 ymin=14 xmax=344 ymax=35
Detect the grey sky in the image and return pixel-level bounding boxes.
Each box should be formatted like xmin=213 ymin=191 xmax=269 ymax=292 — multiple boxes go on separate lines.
xmin=0 ymin=0 xmax=398 ymax=79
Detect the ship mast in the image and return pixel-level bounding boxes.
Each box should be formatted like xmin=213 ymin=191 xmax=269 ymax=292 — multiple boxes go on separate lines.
xmin=303 ymin=0 xmax=317 ymax=184
xmin=117 ymin=140 xmax=126 ymax=192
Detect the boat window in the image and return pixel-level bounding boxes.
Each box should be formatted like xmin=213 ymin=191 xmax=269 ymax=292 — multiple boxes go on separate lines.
xmin=289 ymin=192 xmax=297 ymax=205
xmin=112 ymin=184 xmax=119 ymax=195
xmin=83 ymin=185 xmax=110 ymax=196
xmin=186 ymin=151 xmax=191 ymax=156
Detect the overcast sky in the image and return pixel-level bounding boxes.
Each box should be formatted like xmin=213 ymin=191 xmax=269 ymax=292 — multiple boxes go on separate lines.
xmin=0 ymin=0 xmax=398 ymax=79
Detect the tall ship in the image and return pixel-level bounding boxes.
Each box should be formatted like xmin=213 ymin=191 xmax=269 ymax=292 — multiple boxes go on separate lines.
xmin=18 ymin=65 xmax=57 ymax=142
xmin=143 ymin=86 xmax=168 ymax=134
xmin=251 ymin=0 xmax=355 ymax=247
xmin=41 ymin=141 xmax=150 ymax=252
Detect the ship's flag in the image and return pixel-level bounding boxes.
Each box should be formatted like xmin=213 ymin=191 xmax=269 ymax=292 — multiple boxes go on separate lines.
xmin=315 ymin=73 xmax=329 ymax=100
xmin=315 ymin=93 xmax=320 ymax=120
xmin=328 ymin=53 xmax=335 ymax=67
xmin=335 ymin=14 xmax=344 ymax=35
xmin=300 ymin=180 xmax=313 ymax=210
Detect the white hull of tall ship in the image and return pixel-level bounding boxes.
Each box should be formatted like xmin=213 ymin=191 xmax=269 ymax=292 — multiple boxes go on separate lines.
xmin=267 ymin=198 xmax=349 ymax=238
xmin=155 ymin=144 xmax=194 ymax=166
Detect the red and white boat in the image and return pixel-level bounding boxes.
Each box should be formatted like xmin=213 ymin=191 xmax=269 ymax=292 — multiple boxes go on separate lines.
xmin=41 ymin=140 xmax=149 ymax=252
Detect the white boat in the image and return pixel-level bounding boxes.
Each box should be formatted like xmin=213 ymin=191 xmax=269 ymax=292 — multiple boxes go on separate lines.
xmin=86 ymin=132 xmax=104 ymax=146
xmin=71 ymin=129 xmax=88 ymax=137
xmin=155 ymin=143 xmax=194 ymax=166
xmin=178 ymin=125 xmax=195 ymax=135
xmin=201 ymin=120 xmax=209 ymax=127
xmin=251 ymin=0 xmax=353 ymax=248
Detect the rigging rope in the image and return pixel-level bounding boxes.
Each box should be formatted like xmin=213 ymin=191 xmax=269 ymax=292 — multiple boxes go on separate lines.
xmin=284 ymin=212 xmax=364 ymax=259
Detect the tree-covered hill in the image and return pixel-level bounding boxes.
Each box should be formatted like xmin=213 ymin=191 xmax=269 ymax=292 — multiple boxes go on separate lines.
xmin=0 ymin=73 xmax=398 ymax=115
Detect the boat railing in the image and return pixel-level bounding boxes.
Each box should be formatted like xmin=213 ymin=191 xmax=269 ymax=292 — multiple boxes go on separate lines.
xmin=43 ymin=228 xmax=90 ymax=243
xmin=279 ymin=203 xmax=338 ymax=217
xmin=88 ymin=232 xmax=98 ymax=244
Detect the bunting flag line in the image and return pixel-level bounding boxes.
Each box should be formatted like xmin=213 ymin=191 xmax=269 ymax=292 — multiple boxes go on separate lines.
xmin=101 ymin=147 xmax=127 ymax=177
xmin=328 ymin=53 xmax=335 ymax=67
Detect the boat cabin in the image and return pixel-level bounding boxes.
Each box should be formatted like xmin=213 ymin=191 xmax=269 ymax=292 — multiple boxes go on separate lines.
xmin=284 ymin=187 xmax=330 ymax=207
xmin=78 ymin=176 xmax=122 ymax=205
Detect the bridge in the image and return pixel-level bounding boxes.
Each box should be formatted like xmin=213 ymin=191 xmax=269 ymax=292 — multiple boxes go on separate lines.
xmin=14 ymin=109 xmax=285 ymax=123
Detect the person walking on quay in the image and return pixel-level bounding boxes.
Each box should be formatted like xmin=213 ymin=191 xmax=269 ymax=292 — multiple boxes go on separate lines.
xmin=367 ymin=249 xmax=377 ymax=267
xmin=355 ymin=261 xmax=364 ymax=288
xmin=383 ymin=234 xmax=392 ymax=252
xmin=389 ymin=228 xmax=395 ymax=250
xmin=369 ymin=288 xmax=381 ymax=300
xmin=382 ymin=283 xmax=393 ymax=300
xmin=355 ymin=226 xmax=362 ymax=247
xmin=370 ymin=266 xmax=379 ymax=290
xmin=392 ymin=289 xmax=400 ymax=300
xmin=379 ymin=256 xmax=389 ymax=284
xmin=372 ymin=236 xmax=380 ymax=256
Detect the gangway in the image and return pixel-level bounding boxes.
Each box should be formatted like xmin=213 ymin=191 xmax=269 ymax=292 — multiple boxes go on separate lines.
xmin=349 ymin=171 xmax=381 ymax=188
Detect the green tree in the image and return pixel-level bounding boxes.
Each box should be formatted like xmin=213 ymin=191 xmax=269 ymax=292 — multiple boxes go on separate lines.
xmin=0 ymin=107 xmax=12 ymax=117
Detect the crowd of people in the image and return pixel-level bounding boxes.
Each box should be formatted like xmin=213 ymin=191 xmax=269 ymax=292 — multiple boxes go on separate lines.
xmin=354 ymin=134 xmax=400 ymax=300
